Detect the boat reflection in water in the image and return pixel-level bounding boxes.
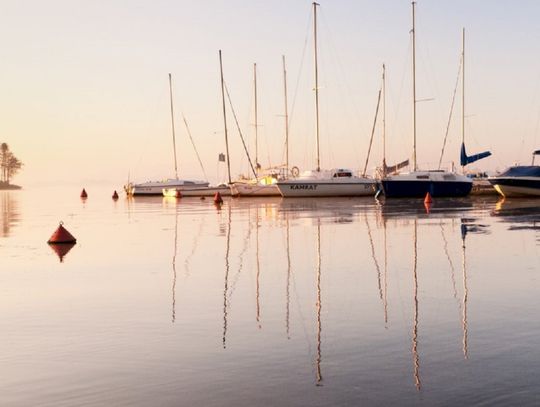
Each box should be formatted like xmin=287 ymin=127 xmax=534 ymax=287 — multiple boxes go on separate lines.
xmin=155 ymin=196 xmax=506 ymax=393
xmin=113 ymin=193 xmax=533 ymax=403
xmin=491 ymin=198 xmax=540 ymax=227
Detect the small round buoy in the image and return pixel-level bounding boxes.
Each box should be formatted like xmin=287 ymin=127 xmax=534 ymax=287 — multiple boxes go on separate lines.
xmin=424 ymin=192 xmax=432 ymax=204
xmin=48 ymin=221 xmax=77 ymax=244
xmin=214 ymin=191 xmax=223 ymax=204
xmin=200 ymin=196 xmax=206 ymax=200
xmin=112 ymin=190 xmax=119 ymax=200
xmin=81 ymin=188 xmax=88 ymax=198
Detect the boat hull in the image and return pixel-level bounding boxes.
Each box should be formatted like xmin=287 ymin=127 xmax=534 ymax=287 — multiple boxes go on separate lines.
xmin=277 ymin=180 xmax=376 ymax=197
xmin=126 ymin=180 xmax=210 ymax=196
xmin=163 ymin=186 xmax=232 ymax=197
xmin=489 ymin=177 xmax=540 ymax=197
xmin=231 ymin=183 xmax=281 ymax=197
xmin=380 ymin=171 xmax=473 ymax=198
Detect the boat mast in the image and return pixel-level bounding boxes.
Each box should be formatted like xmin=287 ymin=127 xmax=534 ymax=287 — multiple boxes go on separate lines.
xmin=313 ymin=1 xmax=321 ymax=172
xmin=411 ymin=1 xmax=417 ymax=171
xmin=169 ymin=73 xmax=179 ymax=179
xmin=219 ymin=50 xmax=232 ymax=184
xmin=382 ymin=64 xmax=387 ymax=170
xmin=461 ymin=28 xmax=465 ymax=172
xmin=283 ymin=55 xmax=290 ymax=176
xmin=253 ymin=63 xmax=259 ymax=174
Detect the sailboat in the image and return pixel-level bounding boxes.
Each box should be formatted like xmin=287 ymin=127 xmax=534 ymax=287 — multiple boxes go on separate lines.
xmin=231 ymin=62 xmax=282 ymax=197
xmin=276 ymin=2 xmax=377 ymax=198
xmin=377 ymin=64 xmax=410 ymax=182
xmin=381 ymin=2 xmax=472 ymax=198
xmin=124 ymin=74 xmax=209 ymax=196
xmin=164 ymin=52 xmax=241 ymax=198
xmin=456 ymin=29 xmax=492 ymax=195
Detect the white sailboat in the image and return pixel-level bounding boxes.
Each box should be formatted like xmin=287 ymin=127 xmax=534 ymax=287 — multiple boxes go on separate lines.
xmin=231 ymin=62 xmax=282 ymax=197
xmin=381 ymin=2 xmax=472 ymax=198
xmin=164 ymin=52 xmax=239 ymax=198
xmin=456 ymin=29 xmax=493 ymax=195
xmin=276 ymin=2 xmax=377 ymax=198
xmin=125 ymin=74 xmax=209 ymax=196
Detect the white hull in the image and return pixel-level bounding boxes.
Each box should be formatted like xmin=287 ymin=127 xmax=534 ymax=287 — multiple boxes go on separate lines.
xmin=277 ymin=178 xmax=376 ymax=197
xmin=126 ymin=179 xmax=209 ymax=196
xmin=231 ymin=183 xmax=281 ymax=197
xmin=164 ymin=185 xmax=232 ymax=197
xmin=493 ymin=184 xmax=540 ymax=197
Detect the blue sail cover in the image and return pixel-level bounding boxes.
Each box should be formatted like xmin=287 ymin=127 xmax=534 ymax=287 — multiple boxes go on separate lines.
xmin=499 ymin=166 xmax=540 ymax=177
xmin=460 ymin=143 xmax=492 ymax=166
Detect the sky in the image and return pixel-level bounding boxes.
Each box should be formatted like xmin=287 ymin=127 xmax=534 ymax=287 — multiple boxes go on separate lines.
xmin=2 ymin=0 xmax=540 ymax=187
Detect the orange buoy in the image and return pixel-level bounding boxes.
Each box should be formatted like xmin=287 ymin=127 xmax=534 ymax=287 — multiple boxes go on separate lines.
xmin=424 ymin=201 xmax=431 ymax=214
xmin=214 ymin=191 xmax=223 ymax=204
xmin=81 ymin=188 xmax=88 ymax=198
xmin=112 ymin=190 xmax=119 ymax=200
xmin=424 ymin=192 xmax=432 ymax=204
xmin=48 ymin=222 xmax=77 ymax=244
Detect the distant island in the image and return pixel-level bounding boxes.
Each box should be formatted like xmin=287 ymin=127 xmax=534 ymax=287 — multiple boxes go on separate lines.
xmin=0 ymin=181 xmax=21 ymax=190
xmin=0 ymin=143 xmax=23 ymax=189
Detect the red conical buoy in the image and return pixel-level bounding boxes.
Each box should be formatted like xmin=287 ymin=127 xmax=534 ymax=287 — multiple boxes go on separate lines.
xmin=112 ymin=190 xmax=119 ymax=200
xmin=424 ymin=192 xmax=432 ymax=204
xmin=81 ymin=188 xmax=88 ymax=199
xmin=214 ymin=191 xmax=223 ymax=204
xmin=48 ymin=222 xmax=77 ymax=244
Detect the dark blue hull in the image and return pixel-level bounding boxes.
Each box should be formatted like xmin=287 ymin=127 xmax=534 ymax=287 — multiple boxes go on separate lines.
xmin=489 ymin=177 xmax=540 ymax=190
xmin=381 ymin=180 xmax=472 ymax=198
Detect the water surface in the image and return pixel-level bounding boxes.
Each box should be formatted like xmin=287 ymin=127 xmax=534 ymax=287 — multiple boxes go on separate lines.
xmin=1 ymin=187 xmax=539 ymax=406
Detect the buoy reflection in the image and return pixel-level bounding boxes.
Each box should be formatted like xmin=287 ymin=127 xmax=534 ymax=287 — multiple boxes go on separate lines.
xmin=48 ymin=242 xmax=76 ymax=263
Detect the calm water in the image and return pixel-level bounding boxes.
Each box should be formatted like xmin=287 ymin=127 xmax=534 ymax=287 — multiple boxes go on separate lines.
xmin=1 ymin=186 xmax=539 ymax=406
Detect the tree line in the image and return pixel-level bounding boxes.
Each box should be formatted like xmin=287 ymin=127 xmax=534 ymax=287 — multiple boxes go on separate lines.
xmin=1 ymin=143 xmax=23 ymax=185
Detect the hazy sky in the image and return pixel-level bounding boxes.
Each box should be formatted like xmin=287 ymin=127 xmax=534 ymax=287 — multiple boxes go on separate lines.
xmin=2 ymin=0 xmax=540 ymax=187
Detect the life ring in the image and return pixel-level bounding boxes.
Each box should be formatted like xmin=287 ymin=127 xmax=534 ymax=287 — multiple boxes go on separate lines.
xmin=291 ymin=166 xmax=300 ymax=177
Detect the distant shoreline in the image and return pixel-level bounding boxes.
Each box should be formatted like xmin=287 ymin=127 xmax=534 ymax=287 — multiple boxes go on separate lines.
xmin=0 ymin=182 xmax=21 ymax=190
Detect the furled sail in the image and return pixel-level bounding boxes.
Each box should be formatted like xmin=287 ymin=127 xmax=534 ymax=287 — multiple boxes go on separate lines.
xmin=383 ymin=159 xmax=409 ymax=175
xmin=460 ymin=143 xmax=491 ymax=166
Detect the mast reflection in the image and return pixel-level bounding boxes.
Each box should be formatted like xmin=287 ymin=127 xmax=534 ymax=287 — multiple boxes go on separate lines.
xmin=285 ymin=214 xmax=291 ymax=339
xmin=256 ymin=207 xmax=261 ymax=329
xmin=222 ymin=203 xmax=232 ymax=349
xmin=171 ymin=207 xmax=178 ymax=323
xmin=315 ymin=220 xmax=323 ymax=386
xmin=366 ymin=214 xmax=385 ymax=320
xmin=460 ymin=221 xmax=469 ymax=360
xmin=412 ymin=219 xmax=421 ymax=390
